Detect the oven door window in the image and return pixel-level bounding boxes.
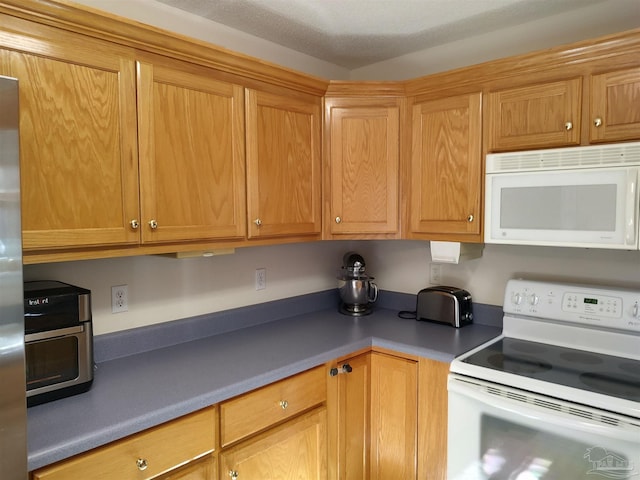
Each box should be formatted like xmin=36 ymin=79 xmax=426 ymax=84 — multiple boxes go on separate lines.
xmin=26 ymin=337 xmax=79 ymax=390
xmin=448 ymin=377 xmax=640 ymax=480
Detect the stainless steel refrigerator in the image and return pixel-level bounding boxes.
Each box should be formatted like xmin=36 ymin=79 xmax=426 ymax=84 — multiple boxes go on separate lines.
xmin=0 ymin=75 xmax=27 ymax=479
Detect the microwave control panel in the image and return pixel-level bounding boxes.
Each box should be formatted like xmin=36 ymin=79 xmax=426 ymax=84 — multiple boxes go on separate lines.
xmin=504 ymin=279 xmax=640 ymax=332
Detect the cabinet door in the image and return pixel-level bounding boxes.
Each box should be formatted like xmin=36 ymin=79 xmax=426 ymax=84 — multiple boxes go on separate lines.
xmin=219 ymin=408 xmax=327 ymax=480
xmin=329 ymin=353 xmax=371 ymax=480
xmin=590 ymin=67 xmax=640 ymax=143
xmin=487 ymin=78 xmax=581 ymax=151
xmin=245 ymin=89 xmax=322 ymax=239
xmin=326 ymin=100 xmax=399 ymax=236
xmin=137 ymin=60 xmax=246 ymax=243
xmin=417 ymin=358 xmax=449 ymax=480
xmin=0 ymin=38 xmax=139 ymax=250
xmin=370 ymin=352 xmax=417 ymax=480
xmin=409 ymin=93 xmax=482 ymax=240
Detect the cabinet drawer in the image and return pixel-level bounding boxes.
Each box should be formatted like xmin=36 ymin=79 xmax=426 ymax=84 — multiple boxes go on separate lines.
xmin=220 ymin=366 xmax=326 ymax=446
xmin=32 ymin=407 xmax=216 ymax=480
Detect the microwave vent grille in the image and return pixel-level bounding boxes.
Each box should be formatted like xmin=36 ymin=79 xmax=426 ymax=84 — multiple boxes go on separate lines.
xmin=487 ymin=142 xmax=640 ymax=173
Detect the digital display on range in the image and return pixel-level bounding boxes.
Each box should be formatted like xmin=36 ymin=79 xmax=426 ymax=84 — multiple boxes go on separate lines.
xmin=584 ymin=298 xmax=598 ymax=305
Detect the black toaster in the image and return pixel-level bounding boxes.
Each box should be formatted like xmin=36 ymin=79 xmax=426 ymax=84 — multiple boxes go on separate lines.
xmin=416 ymin=286 xmax=473 ymax=327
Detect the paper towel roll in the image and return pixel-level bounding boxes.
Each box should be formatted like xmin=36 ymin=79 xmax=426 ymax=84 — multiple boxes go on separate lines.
xmin=430 ymin=241 xmax=483 ymax=264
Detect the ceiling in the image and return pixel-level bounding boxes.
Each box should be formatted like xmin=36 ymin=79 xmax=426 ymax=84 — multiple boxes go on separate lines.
xmin=153 ymin=0 xmax=623 ymax=69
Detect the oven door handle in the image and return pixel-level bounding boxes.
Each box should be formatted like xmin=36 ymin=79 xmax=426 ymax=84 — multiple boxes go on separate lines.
xmin=449 ymin=375 xmax=640 ymax=442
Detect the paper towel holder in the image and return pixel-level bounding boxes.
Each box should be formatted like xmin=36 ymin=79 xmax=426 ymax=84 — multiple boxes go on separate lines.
xmin=430 ymin=241 xmax=483 ymax=264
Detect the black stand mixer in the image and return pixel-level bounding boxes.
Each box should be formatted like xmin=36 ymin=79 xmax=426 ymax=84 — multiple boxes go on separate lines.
xmin=337 ymin=252 xmax=378 ymax=316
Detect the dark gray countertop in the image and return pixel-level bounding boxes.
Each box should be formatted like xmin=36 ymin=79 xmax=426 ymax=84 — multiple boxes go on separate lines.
xmin=27 ymin=292 xmax=501 ymax=471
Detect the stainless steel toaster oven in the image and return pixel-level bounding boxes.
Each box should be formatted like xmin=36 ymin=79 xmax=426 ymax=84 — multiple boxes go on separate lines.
xmin=24 ymin=281 xmax=94 ymax=406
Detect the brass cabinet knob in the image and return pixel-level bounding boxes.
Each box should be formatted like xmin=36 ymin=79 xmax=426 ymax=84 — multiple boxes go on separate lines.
xmin=130 ymin=219 xmax=139 ymax=229
xmin=335 ymin=216 xmax=342 ymax=224
xmin=148 ymin=219 xmax=158 ymax=229
xmin=279 ymin=400 xmax=289 ymax=409
xmin=594 ymin=117 xmax=603 ymax=127
xmin=467 ymin=214 xmax=474 ymax=223
xmin=229 ymin=470 xmax=239 ymax=480
xmin=253 ymin=218 xmax=262 ymax=227
xmin=136 ymin=458 xmax=148 ymax=471
xmin=564 ymin=121 xmax=573 ymax=131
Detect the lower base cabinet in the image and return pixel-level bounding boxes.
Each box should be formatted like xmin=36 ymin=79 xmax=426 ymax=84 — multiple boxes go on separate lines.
xmin=219 ymin=408 xmax=327 ymax=480
xmin=31 ymin=351 xmax=448 ymax=480
xmin=328 ymin=350 xmax=419 ymax=480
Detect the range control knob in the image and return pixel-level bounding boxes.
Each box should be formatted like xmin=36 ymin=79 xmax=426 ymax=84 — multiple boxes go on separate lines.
xmin=633 ymin=302 xmax=639 ymax=318
xmin=529 ymin=294 xmax=540 ymax=306
xmin=511 ymin=292 xmax=523 ymax=305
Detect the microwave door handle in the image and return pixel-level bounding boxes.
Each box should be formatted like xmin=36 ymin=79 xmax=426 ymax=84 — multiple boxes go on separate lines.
xmin=448 ymin=377 xmax=640 ymax=442
xmin=626 ymin=170 xmax=638 ymax=246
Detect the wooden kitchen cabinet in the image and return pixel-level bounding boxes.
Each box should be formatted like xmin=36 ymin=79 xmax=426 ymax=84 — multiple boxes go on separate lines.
xmin=486 ymin=78 xmax=582 ymax=151
xmin=328 ymin=350 xmax=418 ymax=480
xmin=590 ymin=66 xmax=640 ymax=142
xmin=136 ymin=56 xmax=246 ymax=244
xmin=417 ymin=358 xmax=449 ymax=480
xmin=31 ymin=407 xmax=216 ymax=480
xmin=324 ymin=95 xmax=401 ymax=238
xmin=245 ymin=88 xmax=322 ymax=240
xmin=0 ymin=18 xmax=140 ymax=252
xmin=408 ymin=93 xmax=483 ymax=242
xmin=219 ymin=408 xmax=327 ymax=480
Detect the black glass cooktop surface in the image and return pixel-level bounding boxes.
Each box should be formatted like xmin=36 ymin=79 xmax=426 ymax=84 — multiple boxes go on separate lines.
xmin=462 ymin=338 xmax=640 ymax=402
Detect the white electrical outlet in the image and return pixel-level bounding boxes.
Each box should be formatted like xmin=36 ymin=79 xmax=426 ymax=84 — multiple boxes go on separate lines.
xmin=111 ymin=285 xmax=128 ymax=313
xmin=429 ymin=264 xmax=442 ymax=285
xmin=255 ymin=268 xmax=266 ymax=290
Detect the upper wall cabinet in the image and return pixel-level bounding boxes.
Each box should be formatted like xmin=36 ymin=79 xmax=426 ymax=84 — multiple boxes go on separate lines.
xmin=324 ymin=95 xmax=401 ymax=238
xmin=590 ymin=67 xmax=640 ymax=143
xmin=0 ymin=21 xmax=140 ymax=251
xmin=487 ymin=78 xmax=582 ymax=152
xmin=245 ymin=88 xmax=322 ymax=240
xmin=408 ymin=93 xmax=483 ymax=242
xmin=136 ymin=57 xmax=246 ymax=244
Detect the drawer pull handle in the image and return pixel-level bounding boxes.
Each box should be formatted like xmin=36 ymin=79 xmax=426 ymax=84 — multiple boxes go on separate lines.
xmin=594 ymin=117 xmax=603 ymax=127
xmin=279 ymin=400 xmax=289 ymax=409
xmin=136 ymin=458 xmax=148 ymax=471
xmin=335 ymin=216 xmax=342 ymax=224
xmin=467 ymin=214 xmax=474 ymax=223
xmin=329 ymin=363 xmax=353 ymax=376
xmin=253 ymin=218 xmax=262 ymax=227
xmin=148 ymin=219 xmax=158 ymax=229
xmin=130 ymin=219 xmax=139 ymax=229
xmin=564 ymin=121 xmax=573 ymax=131
xmin=229 ymin=470 xmax=239 ymax=479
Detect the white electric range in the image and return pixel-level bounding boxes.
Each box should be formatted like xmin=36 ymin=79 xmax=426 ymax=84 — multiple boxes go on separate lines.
xmin=447 ymin=279 xmax=640 ymax=480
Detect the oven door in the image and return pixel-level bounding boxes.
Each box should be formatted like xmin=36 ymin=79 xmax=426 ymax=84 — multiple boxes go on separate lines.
xmin=448 ymin=374 xmax=640 ymax=480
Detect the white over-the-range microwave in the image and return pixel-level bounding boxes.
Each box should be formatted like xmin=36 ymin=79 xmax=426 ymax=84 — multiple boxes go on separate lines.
xmin=485 ymin=141 xmax=640 ymax=250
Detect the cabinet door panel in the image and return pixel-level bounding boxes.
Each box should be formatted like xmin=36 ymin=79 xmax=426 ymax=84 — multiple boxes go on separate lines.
xmin=1 ymin=48 xmax=139 ymax=249
xmin=220 ymin=408 xmax=327 ymax=480
xmin=246 ymin=89 xmax=322 ymax=239
xmin=370 ymin=353 xmax=417 ymax=480
xmin=409 ymin=93 xmax=482 ymax=238
xmin=137 ymin=61 xmax=246 ymax=243
xmin=417 ymin=358 xmax=449 ymax=480
xmin=487 ymin=78 xmax=581 ymax=151
xmin=328 ymin=104 xmax=399 ymax=234
xmin=591 ymin=67 xmax=640 ymax=142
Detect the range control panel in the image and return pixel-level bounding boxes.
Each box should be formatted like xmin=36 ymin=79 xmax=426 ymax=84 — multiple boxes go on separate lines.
xmin=504 ymin=279 xmax=640 ymax=332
